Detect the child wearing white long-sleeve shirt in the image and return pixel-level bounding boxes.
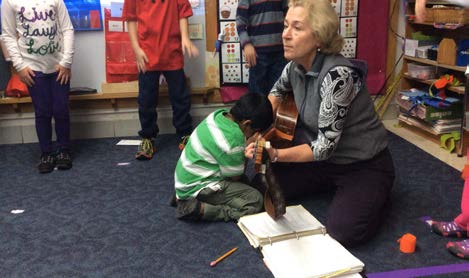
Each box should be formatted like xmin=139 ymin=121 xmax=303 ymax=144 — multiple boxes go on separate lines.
xmin=1 ymin=0 xmax=75 ymax=173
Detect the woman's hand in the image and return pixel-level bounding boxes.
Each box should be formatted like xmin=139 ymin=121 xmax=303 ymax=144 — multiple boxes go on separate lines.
xmin=415 ymin=0 xmax=426 ymax=23
xmin=266 ymin=146 xmax=278 ymax=163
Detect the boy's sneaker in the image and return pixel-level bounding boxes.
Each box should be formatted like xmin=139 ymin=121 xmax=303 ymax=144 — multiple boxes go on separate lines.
xmin=446 ymin=239 xmax=469 ymax=259
xmin=178 ymin=135 xmax=190 ymax=151
xmin=176 ymin=199 xmax=203 ymax=220
xmin=432 ymin=221 xmax=468 ymax=238
xmin=56 ymin=149 xmax=73 ymax=170
xmin=38 ymin=153 xmax=56 ymax=174
xmin=135 ymin=138 xmax=155 ymax=160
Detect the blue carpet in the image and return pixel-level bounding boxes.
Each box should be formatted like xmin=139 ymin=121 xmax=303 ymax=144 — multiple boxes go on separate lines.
xmin=0 ymin=132 xmax=467 ymax=277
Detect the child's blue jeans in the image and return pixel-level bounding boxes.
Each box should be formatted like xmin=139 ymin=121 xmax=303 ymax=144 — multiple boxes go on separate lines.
xmin=137 ymin=69 xmax=192 ymax=138
xmin=248 ymin=51 xmax=287 ymax=95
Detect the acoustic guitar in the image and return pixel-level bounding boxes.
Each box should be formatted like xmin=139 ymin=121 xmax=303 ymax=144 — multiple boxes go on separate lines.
xmin=253 ymin=92 xmax=298 ymax=219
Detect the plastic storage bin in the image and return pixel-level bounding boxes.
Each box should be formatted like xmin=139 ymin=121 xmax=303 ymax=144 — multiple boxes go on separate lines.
xmin=407 ymin=63 xmax=436 ymax=79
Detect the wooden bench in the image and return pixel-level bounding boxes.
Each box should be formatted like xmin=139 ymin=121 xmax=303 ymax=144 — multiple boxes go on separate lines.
xmin=0 ymin=84 xmax=222 ymax=113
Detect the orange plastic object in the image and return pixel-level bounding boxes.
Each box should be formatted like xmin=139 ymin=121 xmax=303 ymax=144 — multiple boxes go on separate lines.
xmin=462 ymin=164 xmax=469 ymax=180
xmin=398 ymin=233 xmax=417 ymax=253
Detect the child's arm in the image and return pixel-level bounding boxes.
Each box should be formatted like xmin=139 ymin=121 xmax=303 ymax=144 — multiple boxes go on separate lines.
xmin=236 ymin=0 xmax=256 ymax=67
xmin=179 ymin=17 xmax=199 ymax=58
xmin=56 ymin=0 xmax=74 ymax=85
xmin=121 ymin=0 xmax=147 ymax=73
xmin=127 ymin=21 xmax=148 ymax=73
xmin=1 ymin=0 xmax=20 ymax=67
xmin=242 ymin=44 xmax=256 ymax=68
xmin=1 ymin=0 xmax=34 ymax=84
xmin=415 ymin=0 xmax=427 ymax=23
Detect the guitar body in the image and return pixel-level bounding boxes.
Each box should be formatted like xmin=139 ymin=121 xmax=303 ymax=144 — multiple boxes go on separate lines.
xmin=263 ymin=92 xmax=298 ymax=148
xmin=272 ymin=92 xmax=298 ymax=142
xmin=253 ymin=93 xmax=298 ymax=219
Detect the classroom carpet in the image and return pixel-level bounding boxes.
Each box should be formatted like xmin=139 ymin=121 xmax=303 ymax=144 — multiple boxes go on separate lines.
xmin=0 ymin=132 xmax=468 ymax=277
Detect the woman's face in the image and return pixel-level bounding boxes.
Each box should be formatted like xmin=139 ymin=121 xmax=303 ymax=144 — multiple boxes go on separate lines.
xmin=282 ymin=6 xmax=320 ymax=69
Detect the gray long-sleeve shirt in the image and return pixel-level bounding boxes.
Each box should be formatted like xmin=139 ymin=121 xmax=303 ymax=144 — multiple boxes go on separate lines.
xmin=270 ymin=54 xmax=388 ymax=164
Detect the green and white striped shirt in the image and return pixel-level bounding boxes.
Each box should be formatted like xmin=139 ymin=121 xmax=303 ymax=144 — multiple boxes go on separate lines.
xmin=175 ymin=109 xmax=246 ymax=199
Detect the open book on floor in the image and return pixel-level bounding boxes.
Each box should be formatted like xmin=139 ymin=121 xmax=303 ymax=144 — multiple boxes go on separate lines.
xmin=237 ymin=205 xmax=364 ymax=278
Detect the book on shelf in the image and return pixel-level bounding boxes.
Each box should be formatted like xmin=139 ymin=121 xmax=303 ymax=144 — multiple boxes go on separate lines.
xmin=398 ymin=113 xmax=461 ymax=135
xmin=397 ymin=89 xmax=463 ymax=123
xmin=237 ymin=205 xmax=364 ymax=278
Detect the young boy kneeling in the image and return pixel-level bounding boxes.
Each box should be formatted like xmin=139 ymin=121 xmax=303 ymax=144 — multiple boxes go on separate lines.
xmin=173 ymin=93 xmax=273 ymax=221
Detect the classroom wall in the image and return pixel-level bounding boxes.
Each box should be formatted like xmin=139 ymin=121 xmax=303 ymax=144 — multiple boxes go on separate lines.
xmin=71 ymin=31 xmax=106 ymax=90
xmin=356 ymin=0 xmax=390 ymax=94
xmin=71 ymin=3 xmax=208 ymax=91
xmin=2 ymin=0 xmax=391 ymax=94
xmin=0 ymin=1 xmax=208 ymax=92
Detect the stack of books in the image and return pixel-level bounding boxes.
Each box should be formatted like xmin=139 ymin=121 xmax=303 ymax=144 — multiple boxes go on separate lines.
xmin=397 ymin=89 xmax=462 ymax=135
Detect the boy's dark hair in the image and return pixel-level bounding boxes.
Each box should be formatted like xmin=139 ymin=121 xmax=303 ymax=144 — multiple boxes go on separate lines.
xmin=230 ymin=93 xmax=273 ymax=131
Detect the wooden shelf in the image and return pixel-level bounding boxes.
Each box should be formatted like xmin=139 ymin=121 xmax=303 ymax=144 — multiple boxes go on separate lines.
xmin=398 ymin=114 xmax=440 ymax=136
xmin=0 ymin=87 xmax=221 ymax=113
xmin=400 ymin=4 xmax=469 ymax=158
xmin=403 ymin=73 xmax=466 ymax=94
xmin=404 ymin=56 xmax=467 ymax=72
xmin=408 ymin=20 xmax=469 ymax=29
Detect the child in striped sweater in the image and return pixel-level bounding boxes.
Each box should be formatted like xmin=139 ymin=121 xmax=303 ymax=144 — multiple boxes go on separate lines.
xmin=236 ymin=0 xmax=288 ymax=95
xmin=173 ymin=93 xmax=273 ymax=221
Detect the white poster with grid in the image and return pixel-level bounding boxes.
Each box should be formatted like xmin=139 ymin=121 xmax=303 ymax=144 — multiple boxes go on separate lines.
xmin=336 ymin=0 xmax=359 ymax=58
xmin=218 ymin=0 xmax=248 ymax=85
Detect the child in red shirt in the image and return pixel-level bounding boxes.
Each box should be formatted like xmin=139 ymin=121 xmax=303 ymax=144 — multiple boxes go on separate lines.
xmin=122 ymin=0 xmax=199 ymax=160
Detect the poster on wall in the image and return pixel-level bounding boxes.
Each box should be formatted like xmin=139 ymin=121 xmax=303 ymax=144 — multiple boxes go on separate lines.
xmin=217 ymin=0 xmax=246 ymax=85
xmin=332 ymin=0 xmax=359 ymax=58
xmin=0 ymin=0 xmax=102 ymax=32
